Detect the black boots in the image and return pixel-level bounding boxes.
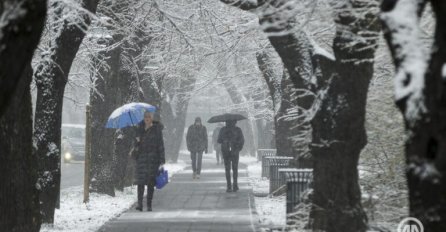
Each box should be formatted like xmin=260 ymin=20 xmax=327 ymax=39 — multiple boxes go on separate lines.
xmin=147 ymin=202 xmax=152 ymax=211
xmin=233 ymin=184 xmax=239 ymax=192
xmin=136 ymin=200 xmax=152 ymax=211
xmin=137 ymin=184 xmax=155 ymax=211
xmin=136 ymin=202 xmax=152 ymax=211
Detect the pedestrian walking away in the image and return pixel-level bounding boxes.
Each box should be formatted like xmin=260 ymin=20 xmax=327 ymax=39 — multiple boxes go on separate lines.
xmin=132 ymin=111 xmax=165 ymax=212
xmin=186 ymin=117 xmax=208 ymax=179
xmin=217 ymin=120 xmax=244 ymax=192
xmin=212 ymin=123 xmax=223 ymax=165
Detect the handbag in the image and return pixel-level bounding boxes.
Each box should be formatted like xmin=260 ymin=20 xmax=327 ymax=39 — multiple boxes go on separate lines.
xmin=155 ymin=168 xmax=168 ymax=189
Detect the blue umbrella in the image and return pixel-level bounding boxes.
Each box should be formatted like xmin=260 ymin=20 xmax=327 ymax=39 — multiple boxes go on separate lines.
xmin=105 ymin=102 xmax=156 ymax=129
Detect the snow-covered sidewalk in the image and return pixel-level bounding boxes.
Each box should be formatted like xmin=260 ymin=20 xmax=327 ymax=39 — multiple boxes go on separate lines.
xmin=99 ymin=156 xmax=258 ymax=232
xmin=40 ymin=160 xmax=186 ymax=232
xmin=239 ymin=156 xmax=286 ymax=230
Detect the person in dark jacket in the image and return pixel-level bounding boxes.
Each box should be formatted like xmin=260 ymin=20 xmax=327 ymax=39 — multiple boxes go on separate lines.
xmin=133 ymin=111 xmax=165 ymax=211
xmin=186 ymin=117 xmax=208 ymax=179
xmin=217 ymin=120 xmax=244 ymax=192
xmin=212 ymin=124 xmax=223 ymax=165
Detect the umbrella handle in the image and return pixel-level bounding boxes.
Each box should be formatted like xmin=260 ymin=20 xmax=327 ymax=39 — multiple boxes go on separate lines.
xmin=128 ymin=111 xmax=134 ymax=125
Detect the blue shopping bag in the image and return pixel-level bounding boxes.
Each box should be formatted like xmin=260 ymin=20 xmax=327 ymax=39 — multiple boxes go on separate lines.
xmin=155 ymin=168 xmax=168 ymax=189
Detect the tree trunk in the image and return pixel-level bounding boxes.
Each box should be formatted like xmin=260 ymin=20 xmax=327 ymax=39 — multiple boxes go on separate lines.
xmin=141 ymin=73 xmax=163 ymax=110
xmin=381 ymin=0 xmax=446 ymax=230
xmin=90 ymin=41 xmax=121 ymax=197
xmin=309 ymin=2 xmax=380 ymax=231
xmin=111 ymin=48 xmax=144 ymax=190
xmin=162 ymin=99 xmax=187 ymax=162
xmin=0 ymin=0 xmax=46 ymax=115
xmin=276 ymin=70 xmax=311 ymax=161
xmin=310 ymin=58 xmax=372 ymax=232
xmin=0 ymin=1 xmax=46 ymax=230
xmin=252 ymin=52 xmax=275 ymax=149
xmin=91 ymin=1 xmax=158 ymax=194
xmin=0 ymin=66 xmax=41 ymax=232
xmin=256 ymin=49 xmax=311 ymax=167
xmin=163 ymin=77 xmax=195 ymax=162
xmin=112 ymin=127 xmax=135 ymax=191
xmin=255 ymin=119 xmax=275 ymax=149
xmin=223 ymin=80 xmax=257 ymax=156
xmin=266 ymin=32 xmax=317 ymax=167
xmin=256 ymin=50 xmax=281 ymax=150
xmin=34 ymin=66 xmax=65 ymax=223
xmin=33 ymin=0 xmax=100 ymax=223
xmin=90 ymin=2 xmax=131 ymax=197
xmin=221 ymin=0 xmax=379 ymax=230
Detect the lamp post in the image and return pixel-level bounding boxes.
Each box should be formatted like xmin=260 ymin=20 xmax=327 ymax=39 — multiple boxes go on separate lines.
xmin=83 ymin=104 xmax=91 ymax=203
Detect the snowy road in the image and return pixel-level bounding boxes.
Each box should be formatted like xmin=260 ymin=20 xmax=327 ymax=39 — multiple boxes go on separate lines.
xmin=61 ymin=161 xmax=84 ymax=189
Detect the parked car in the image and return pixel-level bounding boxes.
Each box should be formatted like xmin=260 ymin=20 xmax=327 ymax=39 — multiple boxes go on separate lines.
xmin=61 ymin=124 xmax=85 ymax=163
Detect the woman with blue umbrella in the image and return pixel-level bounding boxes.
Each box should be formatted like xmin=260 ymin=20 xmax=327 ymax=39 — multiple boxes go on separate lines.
xmin=106 ymin=103 xmax=165 ymax=211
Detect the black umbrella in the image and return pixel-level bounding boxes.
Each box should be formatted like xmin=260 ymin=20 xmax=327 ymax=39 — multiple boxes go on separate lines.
xmin=207 ymin=113 xmax=247 ymax=123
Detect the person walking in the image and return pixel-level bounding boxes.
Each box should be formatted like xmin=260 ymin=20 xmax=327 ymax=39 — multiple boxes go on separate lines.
xmin=212 ymin=124 xmax=223 ymax=165
xmin=133 ymin=111 xmax=165 ymax=211
xmin=218 ymin=120 xmax=244 ymax=192
xmin=186 ymin=117 xmax=208 ymax=179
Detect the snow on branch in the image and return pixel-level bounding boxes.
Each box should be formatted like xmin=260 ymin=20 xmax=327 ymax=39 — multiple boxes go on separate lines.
xmin=312 ymin=40 xmax=335 ymax=61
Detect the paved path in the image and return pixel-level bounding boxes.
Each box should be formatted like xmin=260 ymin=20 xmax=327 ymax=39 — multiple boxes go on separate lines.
xmin=61 ymin=161 xmax=84 ymax=189
xmin=99 ymin=154 xmax=259 ymax=232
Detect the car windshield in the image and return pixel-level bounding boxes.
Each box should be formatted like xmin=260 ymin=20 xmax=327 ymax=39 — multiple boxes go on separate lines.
xmin=62 ymin=127 xmax=85 ymax=139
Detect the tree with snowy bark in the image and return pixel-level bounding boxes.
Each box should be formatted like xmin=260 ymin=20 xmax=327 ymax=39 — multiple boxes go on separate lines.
xmin=220 ymin=0 xmax=381 ymax=231
xmin=0 ymin=0 xmax=47 ymax=231
xmin=257 ymin=48 xmax=312 ymax=167
xmin=220 ymin=0 xmax=321 ymax=165
xmin=89 ymin=0 xmax=165 ymax=196
xmin=162 ymin=71 xmax=197 ymax=162
xmin=0 ymin=0 xmax=46 ymax=116
xmin=33 ymin=0 xmax=100 ymax=223
xmin=381 ymin=0 xmax=446 ymax=230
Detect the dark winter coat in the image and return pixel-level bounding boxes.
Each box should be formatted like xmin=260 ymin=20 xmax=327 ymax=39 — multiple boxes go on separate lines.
xmin=217 ymin=125 xmax=244 ymax=155
xmin=133 ymin=121 xmax=165 ymax=185
xmin=186 ymin=124 xmax=208 ymax=152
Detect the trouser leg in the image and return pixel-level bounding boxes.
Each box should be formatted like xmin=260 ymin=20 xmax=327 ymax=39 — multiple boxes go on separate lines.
xmin=190 ymin=151 xmax=197 ymax=174
xmin=216 ymin=149 xmax=220 ymax=164
xmin=232 ymin=154 xmax=239 ymax=189
xmin=137 ymin=185 xmax=144 ymax=207
xmin=147 ymin=181 xmax=155 ymax=208
xmin=220 ymin=150 xmax=224 ymax=164
xmin=197 ymin=151 xmax=203 ymax=175
xmin=223 ymin=153 xmax=232 ymax=189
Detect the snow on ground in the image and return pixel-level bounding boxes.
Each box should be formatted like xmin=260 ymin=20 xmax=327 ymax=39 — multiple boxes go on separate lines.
xmin=164 ymin=159 xmax=187 ymax=175
xmin=239 ymin=156 xmax=286 ymax=229
xmin=255 ymin=195 xmax=287 ymax=229
xmin=41 ymin=160 xmax=187 ymax=232
xmin=40 ymin=187 xmax=137 ymax=232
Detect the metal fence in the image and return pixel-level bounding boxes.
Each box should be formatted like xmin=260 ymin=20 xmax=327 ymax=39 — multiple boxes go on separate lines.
xmin=266 ymin=156 xmax=293 ymax=194
xmin=282 ymin=169 xmax=313 ymax=214
xmin=278 ymin=168 xmax=299 ymax=195
xmin=259 ymin=149 xmax=277 ymax=178
xmin=258 ymin=148 xmax=276 ymax=161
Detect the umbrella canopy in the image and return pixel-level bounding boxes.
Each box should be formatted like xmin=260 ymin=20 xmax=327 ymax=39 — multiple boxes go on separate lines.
xmin=207 ymin=113 xmax=247 ymax=123
xmin=106 ymin=102 xmax=156 ymax=129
